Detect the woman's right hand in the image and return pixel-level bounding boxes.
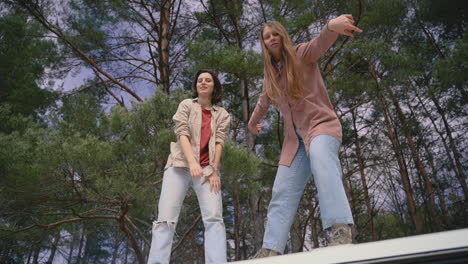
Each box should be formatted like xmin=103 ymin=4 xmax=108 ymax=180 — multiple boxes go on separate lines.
xmin=328 ymin=14 xmax=363 ymax=37
xmin=189 ymin=161 xmax=203 ymax=178
xmin=248 ymin=123 xmax=264 ymax=136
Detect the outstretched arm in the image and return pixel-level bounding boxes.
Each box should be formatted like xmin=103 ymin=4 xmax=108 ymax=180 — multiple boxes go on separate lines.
xmin=297 ymin=14 xmax=363 ymax=62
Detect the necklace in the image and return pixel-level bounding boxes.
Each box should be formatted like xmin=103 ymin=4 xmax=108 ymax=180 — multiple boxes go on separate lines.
xmin=274 ymin=60 xmax=283 ymax=71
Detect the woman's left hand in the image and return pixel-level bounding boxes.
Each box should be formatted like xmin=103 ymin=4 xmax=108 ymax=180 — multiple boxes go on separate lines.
xmin=202 ymin=172 xmax=221 ymax=193
xmin=328 ymin=14 xmax=363 ymax=37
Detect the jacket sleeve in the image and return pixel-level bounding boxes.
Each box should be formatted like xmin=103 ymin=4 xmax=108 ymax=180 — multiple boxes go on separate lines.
xmin=173 ymin=99 xmax=192 ymax=138
xmin=215 ymin=109 xmax=231 ymax=147
xmin=248 ymin=86 xmax=270 ymax=128
xmin=295 ymin=22 xmax=339 ymax=63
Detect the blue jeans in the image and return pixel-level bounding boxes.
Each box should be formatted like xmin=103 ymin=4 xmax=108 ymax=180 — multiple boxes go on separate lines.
xmin=263 ymin=134 xmax=354 ymax=253
xmin=147 ymin=167 xmax=227 ymax=264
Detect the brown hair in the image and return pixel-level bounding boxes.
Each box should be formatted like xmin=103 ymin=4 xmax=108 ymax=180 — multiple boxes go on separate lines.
xmin=260 ymin=21 xmax=303 ymax=104
xmin=191 ymin=70 xmax=224 ymax=105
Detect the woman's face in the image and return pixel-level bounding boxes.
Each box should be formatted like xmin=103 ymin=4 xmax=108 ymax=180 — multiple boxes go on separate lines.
xmin=196 ymin=72 xmax=215 ymax=98
xmin=262 ymin=26 xmax=282 ymax=58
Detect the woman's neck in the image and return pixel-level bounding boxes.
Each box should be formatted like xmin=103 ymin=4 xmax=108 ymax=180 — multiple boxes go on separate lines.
xmin=198 ymin=96 xmax=212 ymax=108
xmin=272 ymin=57 xmax=283 ymax=72
xmin=271 ymin=50 xmax=282 ymax=62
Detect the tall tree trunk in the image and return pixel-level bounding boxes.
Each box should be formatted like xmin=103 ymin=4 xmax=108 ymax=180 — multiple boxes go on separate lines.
xmin=376 ymin=90 xmax=422 ymax=233
xmin=67 ymin=226 xmax=77 ymax=264
xmin=76 ymin=224 xmax=85 ymax=264
xmin=242 ymin=231 xmax=247 ymax=259
xmin=158 ymin=0 xmax=172 ymax=94
xmin=32 ymin=245 xmax=40 ymax=264
xmin=387 ymin=86 xmax=440 ymax=230
xmin=415 ymin=91 xmax=461 ymax=198
xmin=249 ymin=194 xmax=265 ymax=252
xmin=222 ymin=0 xmax=254 ymax=148
xmin=118 ymin=209 xmax=145 ymax=264
xmin=406 ymin=94 xmax=450 ymax=229
xmin=351 ymin=109 xmax=376 ymax=240
xmin=241 ymin=0 xmax=262 ymax=242
xmin=46 ymin=231 xmax=61 ymax=264
xmin=241 ymin=79 xmax=254 ymax=148
xmin=292 ymin=219 xmax=303 ymax=253
xmin=386 ymin=167 xmax=409 ymax=232
xmin=111 ymin=228 xmax=121 ymax=264
xmin=82 ymin=227 xmax=96 ymax=263
xmin=310 ymin=215 xmax=320 ymax=248
xmin=116 ymin=200 xmax=152 ymax=264
xmin=209 ymin=1 xmax=262 ymax=253
xmin=421 ymin=138 xmax=450 ymax=228
xmin=26 ymin=245 xmax=33 ymax=264
xmin=124 ymin=241 xmax=129 ymax=264
xmin=234 ymin=187 xmax=241 ymax=260
xmin=430 ymin=96 xmax=468 ymax=201
xmin=370 ymin=63 xmax=422 ymax=233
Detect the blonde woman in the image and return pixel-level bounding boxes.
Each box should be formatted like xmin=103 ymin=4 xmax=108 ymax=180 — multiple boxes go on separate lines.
xmin=248 ymin=15 xmax=363 ymax=257
xmin=147 ymin=70 xmax=231 ymax=264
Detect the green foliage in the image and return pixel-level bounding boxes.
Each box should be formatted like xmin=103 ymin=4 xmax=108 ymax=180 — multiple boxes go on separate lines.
xmin=417 ymin=0 xmax=467 ymax=39
xmin=0 ymin=11 xmax=59 ymax=133
xmin=223 ymin=141 xmax=261 ymax=188
xmin=187 ymin=40 xmax=263 ymax=78
xmin=1 ymin=0 xmax=467 ymax=262
xmin=0 ymin=88 xmax=185 ymax=261
xmin=361 ymin=0 xmax=406 ymax=30
xmin=0 ymin=104 xmax=38 ymax=134
xmin=67 ymin=0 xmax=128 ymax=53
xmin=373 ymin=211 xmax=407 ymax=239
xmin=433 ymin=30 xmax=468 ymax=107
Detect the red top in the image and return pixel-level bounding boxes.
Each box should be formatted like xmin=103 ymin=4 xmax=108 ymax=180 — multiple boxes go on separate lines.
xmin=199 ymin=107 xmax=212 ymax=166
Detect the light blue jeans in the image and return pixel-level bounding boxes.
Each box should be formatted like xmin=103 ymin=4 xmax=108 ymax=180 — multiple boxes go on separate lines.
xmin=263 ymin=134 xmax=354 ymax=253
xmin=147 ymin=167 xmax=227 ymax=264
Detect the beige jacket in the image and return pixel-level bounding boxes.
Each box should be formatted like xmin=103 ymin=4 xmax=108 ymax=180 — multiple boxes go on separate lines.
xmin=165 ymin=98 xmax=231 ymax=175
xmin=249 ymin=24 xmax=341 ymax=167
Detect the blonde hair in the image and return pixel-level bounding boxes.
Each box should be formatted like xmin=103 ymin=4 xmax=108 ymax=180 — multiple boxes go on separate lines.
xmin=260 ymin=21 xmax=303 ymax=104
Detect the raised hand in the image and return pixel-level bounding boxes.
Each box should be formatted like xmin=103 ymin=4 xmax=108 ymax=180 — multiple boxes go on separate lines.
xmin=328 ymin=14 xmax=363 ymax=37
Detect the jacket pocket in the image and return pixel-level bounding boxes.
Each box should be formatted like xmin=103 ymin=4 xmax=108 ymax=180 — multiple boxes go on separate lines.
xmin=170 ymin=142 xmax=185 ymax=162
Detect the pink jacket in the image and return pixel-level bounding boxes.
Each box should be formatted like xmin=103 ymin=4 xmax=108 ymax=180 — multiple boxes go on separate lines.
xmin=248 ymin=25 xmax=341 ymax=167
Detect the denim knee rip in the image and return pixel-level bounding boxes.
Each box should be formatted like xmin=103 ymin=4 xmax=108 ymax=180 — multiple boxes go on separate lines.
xmin=153 ymin=220 xmax=176 ymax=230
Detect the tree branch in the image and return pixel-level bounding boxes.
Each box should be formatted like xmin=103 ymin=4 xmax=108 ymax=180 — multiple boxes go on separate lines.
xmin=171 ymin=215 xmax=202 ymax=253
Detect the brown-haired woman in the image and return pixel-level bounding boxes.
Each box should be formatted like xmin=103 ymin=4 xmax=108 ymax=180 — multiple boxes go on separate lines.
xmin=248 ymin=15 xmax=363 ymax=258
xmin=147 ymin=70 xmax=231 ymax=264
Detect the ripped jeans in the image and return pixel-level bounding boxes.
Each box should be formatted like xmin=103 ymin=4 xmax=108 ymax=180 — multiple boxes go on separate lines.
xmin=147 ymin=167 xmax=227 ymax=264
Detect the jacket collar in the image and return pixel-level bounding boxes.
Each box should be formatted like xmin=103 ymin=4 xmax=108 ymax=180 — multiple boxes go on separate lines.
xmin=192 ymin=98 xmax=219 ymax=111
